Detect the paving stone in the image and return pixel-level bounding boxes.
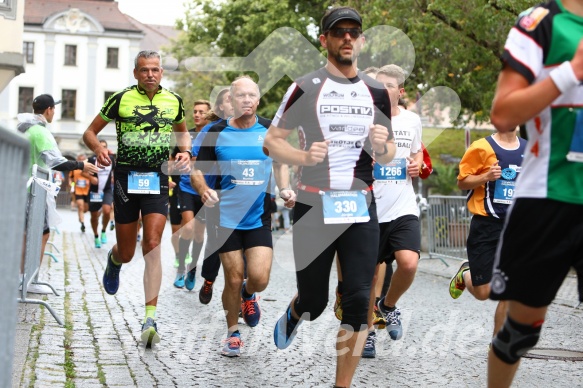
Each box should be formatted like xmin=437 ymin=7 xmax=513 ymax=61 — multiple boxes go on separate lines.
xmin=12 ymin=212 xmax=583 ymax=387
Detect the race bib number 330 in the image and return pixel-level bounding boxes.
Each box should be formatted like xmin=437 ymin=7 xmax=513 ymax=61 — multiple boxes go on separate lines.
xmin=322 ymin=190 xmax=370 ymax=224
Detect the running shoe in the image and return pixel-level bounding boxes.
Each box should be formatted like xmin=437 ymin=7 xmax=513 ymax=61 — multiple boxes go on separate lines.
xmin=221 ymin=331 xmax=243 ymax=357
xmin=101 ymin=232 xmax=107 ymax=244
xmin=80 ymin=223 xmax=86 ymax=233
xmin=110 ymin=221 xmax=115 ymax=231
xmin=185 ymin=268 xmax=196 ymax=291
xmin=199 ymin=280 xmax=214 ymax=304
xmin=372 ymin=304 xmax=387 ymax=329
xmin=333 ymin=287 xmax=343 ymax=321
xmin=449 ymin=260 xmax=470 ymax=299
xmin=94 ymin=237 xmax=101 ymax=249
xmin=377 ymin=298 xmax=403 ymax=340
xmin=362 ymin=331 xmax=376 ymax=359
xmin=141 ymin=317 xmax=161 ymax=347
xmin=137 ymin=234 xmax=141 ymax=242
xmin=241 ymin=283 xmax=261 ymax=327
xmin=173 ymin=273 xmax=185 ymax=288
xmin=274 ymin=304 xmax=302 ymax=350
xmin=103 ymin=249 xmax=121 ymax=295
xmin=185 ymin=253 xmax=192 ymax=265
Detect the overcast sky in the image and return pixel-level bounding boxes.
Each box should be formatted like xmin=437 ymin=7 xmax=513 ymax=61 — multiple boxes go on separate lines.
xmin=116 ymin=0 xmax=187 ymax=26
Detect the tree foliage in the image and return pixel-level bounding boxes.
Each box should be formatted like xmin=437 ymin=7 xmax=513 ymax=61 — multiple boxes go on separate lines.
xmin=167 ymin=0 xmax=540 ymax=127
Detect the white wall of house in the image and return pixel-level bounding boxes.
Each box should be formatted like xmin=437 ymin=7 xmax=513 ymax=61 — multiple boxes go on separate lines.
xmin=0 ymin=8 xmax=144 ymax=150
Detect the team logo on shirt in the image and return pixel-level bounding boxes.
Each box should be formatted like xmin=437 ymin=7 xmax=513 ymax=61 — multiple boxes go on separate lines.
xmin=323 ymin=91 xmax=345 ymax=99
xmin=350 ymin=90 xmax=370 ymax=100
xmin=329 ymin=124 xmax=366 ymax=135
xmin=320 ymin=105 xmax=373 ymax=115
xmin=329 ymin=139 xmax=363 ymax=148
xmin=519 ymin=7 xmax=549 ymax=31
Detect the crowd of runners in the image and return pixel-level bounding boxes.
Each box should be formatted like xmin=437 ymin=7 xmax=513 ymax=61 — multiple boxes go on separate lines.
xmin=20 ymin=2 xmax=583 ymax=387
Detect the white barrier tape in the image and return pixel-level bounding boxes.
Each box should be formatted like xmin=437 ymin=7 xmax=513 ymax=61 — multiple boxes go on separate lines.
xmin=27 ymin=176 xmax=61 ymax=196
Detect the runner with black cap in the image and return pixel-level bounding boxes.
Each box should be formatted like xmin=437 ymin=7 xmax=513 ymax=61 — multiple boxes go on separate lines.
xmin=264 ymin=6 xmax=395 ymax=387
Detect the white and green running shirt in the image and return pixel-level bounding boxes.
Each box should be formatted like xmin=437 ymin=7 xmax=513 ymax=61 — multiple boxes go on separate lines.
xmin=503 ymin=0 xmax=583 ymax=204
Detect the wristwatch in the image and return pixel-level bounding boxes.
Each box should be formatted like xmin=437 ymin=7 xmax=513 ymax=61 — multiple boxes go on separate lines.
xmin=182 ymin=149 xmax=193 ymax=158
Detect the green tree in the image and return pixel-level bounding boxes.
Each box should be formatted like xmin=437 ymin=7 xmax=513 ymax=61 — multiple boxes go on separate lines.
xmin=168 ymin=0 xmax=329 ymax=124
xmin=167 ymin=0 xmax=541 ymax=125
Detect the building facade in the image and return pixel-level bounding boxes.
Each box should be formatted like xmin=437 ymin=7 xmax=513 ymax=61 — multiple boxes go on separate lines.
xmin=0 ymin=0 xmax=179 ymax=156
xmin=0 ymin=0 xmax=25 ymax=93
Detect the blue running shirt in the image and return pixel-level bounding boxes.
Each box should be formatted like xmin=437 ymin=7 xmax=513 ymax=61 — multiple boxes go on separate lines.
xmin=196 ymin=116 xmax=272 ymax=229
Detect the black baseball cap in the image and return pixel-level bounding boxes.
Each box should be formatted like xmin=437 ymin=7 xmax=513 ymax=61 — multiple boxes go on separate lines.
xmin=32 ymin=94 xmax=61 ymax=111
xmin=321 ymin=7 xmax=362 ymax=32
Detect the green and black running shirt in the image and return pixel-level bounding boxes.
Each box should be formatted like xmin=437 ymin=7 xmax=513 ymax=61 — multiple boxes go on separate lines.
xmin=100 ymin=85 xmax=185 ymax=168
xmin=502 ymin=0 xmax=583 ymax=204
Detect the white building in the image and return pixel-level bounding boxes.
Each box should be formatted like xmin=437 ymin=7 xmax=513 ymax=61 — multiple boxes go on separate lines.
xmin=0 ymin=0 xmax=25 ymax=93
xmin=0 ymin=0 xmax=179 ymax=155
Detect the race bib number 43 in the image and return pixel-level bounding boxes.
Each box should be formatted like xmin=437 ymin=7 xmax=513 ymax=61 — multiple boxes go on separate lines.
xmin=322 ymin=190 xmax=370 ymax=224
xmin=230 ymin=160 xmax=266 ymax=186
xmin=128 ymin=171 xmax=160 ymax=194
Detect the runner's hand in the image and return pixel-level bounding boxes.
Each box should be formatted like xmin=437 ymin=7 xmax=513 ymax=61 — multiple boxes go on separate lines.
xmin=486 ymin=161 xmax=502 ymax=181
xmin=174 ymin=152 xmax=191 ymax=173
xmin=94 ymin=146 xmax=111 ymax=168
xmin=369 ymin=124 xmax=389 ymax=153
xmin=280 ymin=189 xmax=296 ymax=208
xmin=202 ymin=188 xmax=219 ymax=207
xmin=305 ymin=141 xmax=329 ymax=166
xmin=406 ymin=156 xmax=419 ymax=178
xmin=82 ymin=161 xmax=99 ymax=174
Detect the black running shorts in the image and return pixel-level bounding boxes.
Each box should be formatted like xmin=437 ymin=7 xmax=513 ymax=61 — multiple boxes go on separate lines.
xmin=113 ymin=166 xmax=169 ymax=224
xmin=168 ymin=185 xmax=182 ymax=225
xmin=178 ymin=190 xmax=206 ymax=222
xmin=218 ymin=225 xmax=273 ymax=253
xmin=467 ymin=215 xmax=504 ymax=286
xmin=378 ymin=214 xmax=421 ymax=264
xmin=490 ymin=198 xmax=583 ymax=307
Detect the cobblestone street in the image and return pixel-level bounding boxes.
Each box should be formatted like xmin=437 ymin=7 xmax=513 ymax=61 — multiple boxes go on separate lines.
xmin=11 ymin=210 xmax=583 ymax=387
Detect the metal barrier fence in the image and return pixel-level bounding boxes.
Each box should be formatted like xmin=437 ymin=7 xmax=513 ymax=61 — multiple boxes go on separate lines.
xmin=19 ymin=164 xmax=63 ymax=325
xmin=426 ymin=195 xmax=471 ymax=264
xmin=0 ymin=126 xmax=29 ymax=388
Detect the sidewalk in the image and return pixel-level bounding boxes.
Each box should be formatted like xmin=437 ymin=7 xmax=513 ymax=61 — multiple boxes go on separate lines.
xmin=11 ymin=209 xmax=583 ymax=387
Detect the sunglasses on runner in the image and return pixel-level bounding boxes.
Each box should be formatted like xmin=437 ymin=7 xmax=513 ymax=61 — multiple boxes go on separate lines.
xmin=327 ymin=27 xmax=362 ymax=39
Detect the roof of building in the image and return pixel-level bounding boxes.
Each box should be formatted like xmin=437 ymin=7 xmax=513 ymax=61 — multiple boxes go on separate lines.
xmin=125 ymin=15 xmax=181 ymax=51
xmin=24 ymin=0 xmax=142 ymax=32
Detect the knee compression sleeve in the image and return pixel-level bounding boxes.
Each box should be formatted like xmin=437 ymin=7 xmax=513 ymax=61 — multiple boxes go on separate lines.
xmin=491 ymin=316 xmax=543 ymax=364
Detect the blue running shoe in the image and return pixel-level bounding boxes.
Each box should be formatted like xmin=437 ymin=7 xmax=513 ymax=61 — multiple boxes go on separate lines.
xmin=141 ymin=317 xmax=161 ymax=347
xmin=377 ymin=297 xmax=403 ymax=340
xmin=221 ymin=331 xmax=243 ymax=357
xmin=173 ymin=273 xmax=185 ymax=288
xmin=185 ymin=268 xmax=196 ymax=291
xmin=362 ymin=331 xmax=376 ymax=359
xmin=274 ymin=304 xmax=302 ymax=350
xmin=241 ymin=282 xmax=261 ymax=327
xmin=103 ymin=249 xmax=121 ymax=295
xmin=101 ymin=232 xmax=107 ymax=244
